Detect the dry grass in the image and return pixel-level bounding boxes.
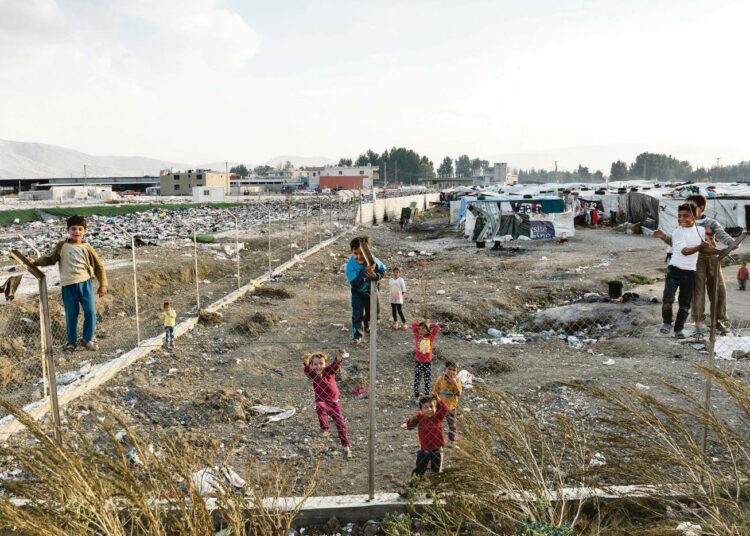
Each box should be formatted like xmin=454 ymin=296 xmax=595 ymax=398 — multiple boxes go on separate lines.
xmin=407 ymin=367 xmax=750 ymax=535
xmin=0 ymin=400 xmax=317 ymax=535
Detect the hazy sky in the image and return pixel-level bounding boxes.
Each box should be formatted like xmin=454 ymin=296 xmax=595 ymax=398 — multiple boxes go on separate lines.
xmin=1 ymin=0 xmax=748 ymax=168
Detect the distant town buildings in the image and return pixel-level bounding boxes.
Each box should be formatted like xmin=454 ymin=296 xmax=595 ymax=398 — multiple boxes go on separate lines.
xmin=160 ymin=169 xmax=230 ymax=196
xmin=420 ymin=162 xmax=518 ymax=188
xmin=229 ymin=164 xmax=378 ymax=194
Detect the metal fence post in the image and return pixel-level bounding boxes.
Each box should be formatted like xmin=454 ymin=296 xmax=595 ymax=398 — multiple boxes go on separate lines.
xmin=288 ymin=202 xmax=293 ymax=262
xmin=319 ymin=201 xmax=322 ymax=244
xmin=233 ymin=213 xmax=241 ymax=290
xmin=702 ymin=261 xmax=722 ymax=453
xmin=193 ymin=230 xmax=200 ymax=310
xmin=368 ymin=276 xmax=378 ymax=499
xmin=267 ymin=207 xmax=273 ymax=277
xmin=115 ymin=224 xmax=140 ymax=344
xmin=305 ymin=201 xmax=309 ymax=251
xmin=11 ymin=250 xmax=62 ymax=444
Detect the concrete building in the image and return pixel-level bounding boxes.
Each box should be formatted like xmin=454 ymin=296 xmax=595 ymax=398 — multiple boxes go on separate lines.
xmin=160 ymin=169 xmax=229 ymax=196
xmin=308 ymin=165 xmax=378 ymax=190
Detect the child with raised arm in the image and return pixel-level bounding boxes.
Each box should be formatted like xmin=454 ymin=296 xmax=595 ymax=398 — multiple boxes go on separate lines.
xmin=655 ymin=204 xmax=719 ymax=338
xmin=432 ymin=361 xmax=462 ymax=444
xmin=160 ymin=299 xmax=176 ymax=349
xmin=388 ymin=267 xmax=407 ymax=330
xmin=29 ymin=215 xmax=107 ymax=352
xmin=412 ymin=320 xmax=440 ymax=403
xmin=345 ymin=236 xmax=386 ymax=344
xmin=303 ymin=349 xmax=352 ymax=460
xmin=401 ymin=395 xmax=449 ymax=479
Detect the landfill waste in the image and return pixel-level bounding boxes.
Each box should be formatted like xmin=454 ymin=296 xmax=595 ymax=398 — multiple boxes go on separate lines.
xmin=0 ymin=199 xmax=348 ymax=254
xmin=589 ymin=452 xmax=606 ymax=467
xmin=487 ymin=328 xmax=504 ymax=339
xmin=602 ymin=358 xmax=615 ymax=365
xmin=635 ymin=383 xmax=651 ymax=391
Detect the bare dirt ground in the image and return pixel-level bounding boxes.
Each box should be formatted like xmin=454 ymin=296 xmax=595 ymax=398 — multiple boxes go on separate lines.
xmin=6 ymin=205 xmax=750 ymax=496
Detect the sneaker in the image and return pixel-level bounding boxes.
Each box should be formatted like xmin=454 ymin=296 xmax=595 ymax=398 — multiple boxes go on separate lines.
xmin=321 ymin=430 xmax=331 ymax=438
xmin=660 ymin=323 xmax=671 ymax=334
xmin=364 ymin=324 xmax=370 ymax=334
xmin=352 ymin=337 xmax=364 ymax=345
xmin=674 ymin=331 xmax=686 ymax=339
xmin=63 ymin=343 xmax=76 ymax=353
xmin=342 ymin=447 xmax=352 ymax=460
xmin=392 ymin=322 xmax=398 ymax=329
xmin=448 ymin=432 xmax=456 ymax=442
xmin=82 ymin=340 xmax=99 ymax=351
xmin=402 ymin=324 xmax=409 ymax=331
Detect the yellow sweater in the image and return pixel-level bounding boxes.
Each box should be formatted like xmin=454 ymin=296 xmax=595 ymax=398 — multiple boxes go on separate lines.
xmin=432 ymin=376 xmax=462 ymax=410
xmin=159 ymin=310 xmax=176 ymax=327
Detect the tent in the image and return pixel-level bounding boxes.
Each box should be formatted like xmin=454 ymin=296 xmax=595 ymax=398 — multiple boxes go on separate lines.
xmin=458 ymin=196 xmax=574 ymax=241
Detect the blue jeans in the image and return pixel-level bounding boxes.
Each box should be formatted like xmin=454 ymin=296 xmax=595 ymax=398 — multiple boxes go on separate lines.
xmin=61 ymin=279 xmax=96 ymax=345
xmin=662 ymin=266 xmax=694 ymax=332
xmin=165 ymin=326 xmax=174 ymax=345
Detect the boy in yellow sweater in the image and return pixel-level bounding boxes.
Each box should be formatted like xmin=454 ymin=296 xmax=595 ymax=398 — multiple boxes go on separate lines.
xmin=159 ymin=299 xmax=177 ymax=349
xmin=432 ymin=360 xmax=462 ymax=444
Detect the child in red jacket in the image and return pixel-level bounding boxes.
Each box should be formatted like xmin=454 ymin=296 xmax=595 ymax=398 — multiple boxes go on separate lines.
xmin=401 ymin=395 xmax=449 ymax=478
xmin=738 ymin=262 xmax=748 ymax=291
xmin=412 ymin=320 xmax=440 ymax=403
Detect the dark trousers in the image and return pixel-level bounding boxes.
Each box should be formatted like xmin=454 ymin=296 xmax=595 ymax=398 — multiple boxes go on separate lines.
xmin=740 ymin=280 xmax=747 ymax=291
xmin=164 ymin=326 xmax=174 ymax=345
xmin=413 ymin=448 xmax=443 ymax=477
xmin=391 ymin=303 xmax=406 ymax=323
xmin=351 ymin=290 xmax=379 ymax=339
xmin=414 ymin=361 xmax=432 ymax=398
xmin=662 ymin=266 xmax=695 ymax=332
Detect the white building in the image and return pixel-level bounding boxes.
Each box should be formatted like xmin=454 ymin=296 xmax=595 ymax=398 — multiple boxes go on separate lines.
xmin=19 ymin=185 xmax=116 ymax=202
xmin=192 ymin=186 xmax=226 ymax=203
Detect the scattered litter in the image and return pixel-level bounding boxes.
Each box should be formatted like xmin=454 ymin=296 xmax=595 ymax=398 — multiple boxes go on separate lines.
xmin=589 ymin=452 xmax=606 ymax=467
xmin=602 ymin=359 xmax=615 ymax=366
xmin=457 ymin=369 xmax=474 ymax=389
xmin=114 ymin=430 xmax=127 ymax=442
xmin=251 ymin=405 xmax=296 ymax=425
xmin=676 ymin=521 xmax=702 ymax=536
xmin=352 ymin=388 xmax=367 ymax=396
xmin=636 ymin=383 xmax=651 ymax=391
xmin=487 ymin=328 xmax=504 ymax=339
xmin=127 ymin=448 xmax=143 ymax=466
xmin=436 ymin=290 xmax=445 ymax=295
xmin=690 ymin=343 xmax=706 ymax=351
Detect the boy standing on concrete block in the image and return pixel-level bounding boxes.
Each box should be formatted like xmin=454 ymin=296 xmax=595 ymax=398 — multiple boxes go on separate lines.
xmin=31 ymin=215 xmax=108 ymax=352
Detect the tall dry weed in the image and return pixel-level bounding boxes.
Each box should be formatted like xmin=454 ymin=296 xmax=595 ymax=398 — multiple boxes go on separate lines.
xmin=0 ymin=399 xmax=316 ymax=535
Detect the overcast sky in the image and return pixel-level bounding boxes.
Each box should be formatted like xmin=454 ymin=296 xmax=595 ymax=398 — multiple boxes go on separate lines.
xmin=0 ymin=0 xmax=748 ymax=169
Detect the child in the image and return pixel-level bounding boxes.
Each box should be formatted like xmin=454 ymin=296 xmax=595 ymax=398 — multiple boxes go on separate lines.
xmin=401 ymin=395 xmax=449 ymax=479
xmin=345 ymin=236 xmax=386 ymax=344
xmin=738 ymin=262 xmax=748 ymax=291
xmin=30 ymin=215 xmax=107 ymax=352
xmin=303 ymin=349 xmax=352 ymax=460
xmin=160 ymin=300 xmax=177 ymax=348
xmin=388 ymin=267 xmax=407 ymax=330
xmin=432 ymin=361 xmax=462 ymax=443
xmin=412 ymin=320 xmax=440 ymax=401
xmin=657 ymin=204 xmax=718 ymax=339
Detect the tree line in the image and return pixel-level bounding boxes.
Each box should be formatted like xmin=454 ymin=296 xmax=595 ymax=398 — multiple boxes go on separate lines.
xmin=230 ymin=151 xmax=750 ymax=184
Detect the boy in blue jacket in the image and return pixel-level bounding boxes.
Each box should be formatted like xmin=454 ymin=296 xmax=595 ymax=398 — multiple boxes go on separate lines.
xmin=346 ymin=236 xmax=386 ymax=344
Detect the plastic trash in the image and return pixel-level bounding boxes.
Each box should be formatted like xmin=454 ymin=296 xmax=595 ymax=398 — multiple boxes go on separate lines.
xmin=589 ymin=452 xmax=606 ymax=467
xmin=602 ymin=359 xmax=615 ymax=365
xmin=487 ymin=328 xmax=504 ymax=339
xmin=457 ymin=369 xmax=474 ymax=389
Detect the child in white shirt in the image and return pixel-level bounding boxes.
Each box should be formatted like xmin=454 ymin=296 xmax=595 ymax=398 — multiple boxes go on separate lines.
xmin=388 ymin=267 xmax=407 ymax=330
xmin=656 ymin=204 xmax=718 ymax=338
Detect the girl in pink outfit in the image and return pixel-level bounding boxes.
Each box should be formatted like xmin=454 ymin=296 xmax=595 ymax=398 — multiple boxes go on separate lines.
xmin=412 ymin=320 xmax=440 ymax=401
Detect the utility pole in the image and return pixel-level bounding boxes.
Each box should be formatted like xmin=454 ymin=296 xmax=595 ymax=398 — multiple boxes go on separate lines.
xmin=84 ymin=164 xmax=88 ymax=189
xmin=395 ymin=161 xmax=398 ymax=188
xmin=555 ymin=161 xmax=558 ymax=184
xmin=383 ymin=161 xmax=387 ymax=190
xmin=716 ymin=157 xmax=721 ymax=180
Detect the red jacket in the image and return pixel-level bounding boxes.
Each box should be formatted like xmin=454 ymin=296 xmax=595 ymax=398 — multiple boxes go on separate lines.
xmin=304 ymin=359 xmax=341 ymax=403
xmin=406 ymin=399 xmax=449 ymax=450
xmin=738 ymin=266 xmax=748 ymax=281
xmin=412 ymin=322 xmax=440 ymax=363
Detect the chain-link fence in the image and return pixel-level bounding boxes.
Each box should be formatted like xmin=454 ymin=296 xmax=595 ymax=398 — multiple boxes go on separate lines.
xmin=0 ymin=196 xmax=362 ymax=425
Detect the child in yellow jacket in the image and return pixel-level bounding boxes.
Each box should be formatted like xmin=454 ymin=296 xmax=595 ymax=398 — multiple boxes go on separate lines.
xmin=159 ymin=299 xmax=177 ymax=349
xmin=432 ymin=360 xmax=462 ymax=443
